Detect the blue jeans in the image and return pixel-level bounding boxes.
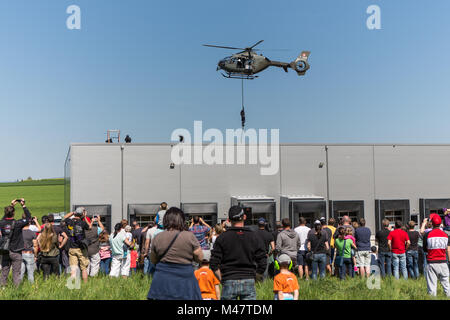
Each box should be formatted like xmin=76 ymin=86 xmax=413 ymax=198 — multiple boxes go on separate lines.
xmin=144 ymin=256 xmax=156 ymax=276
xmin=378 ymin=252 xmax=392 ymax=277
xmin=312 ymin=253 xmax=327 ymax=280
xmin=100 ymin=258 xmax=111 ymax=275
xmin=338 ymin=258 xmax=354 ymax=280
xmin=406 ymin=250 xmax=419 ymax=279
xmin=392 ymin=253 xmax=408 ymax=280
xmin=21 ymin=253 xmax=36 ymax=283
xmin=221 ymin=279 xmax=256 ymax=300
xmin=329 ymin=248 xmax=335 ymax=265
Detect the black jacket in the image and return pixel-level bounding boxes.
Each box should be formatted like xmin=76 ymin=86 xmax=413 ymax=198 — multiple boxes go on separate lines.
xmin=210 ymin=226 xmax=267 ymax=281
xmin=0 ymin=207 xmax=32 ymax=253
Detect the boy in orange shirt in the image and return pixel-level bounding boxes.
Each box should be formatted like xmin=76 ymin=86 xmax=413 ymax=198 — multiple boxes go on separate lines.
xmin=273 ymin=254 xmax=299 ymax=300
xmin=194 ymin=259 xmax=221 ymax=300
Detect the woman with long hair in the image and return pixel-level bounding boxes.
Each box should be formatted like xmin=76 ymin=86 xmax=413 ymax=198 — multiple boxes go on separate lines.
xmin=307 ymin=220 xmax=329 ymax=280
xmin=37 ymin=222 xmax=61 ymax=279
xmin=335 ymin=227 xmax=357 ymax=280
xmin=148 ymin=207 xmax=203 ymax=300
xmin=109 ymin=223 xmax=132 ymax=278
xmin=209 ymin=223 xmax=224 ymax=250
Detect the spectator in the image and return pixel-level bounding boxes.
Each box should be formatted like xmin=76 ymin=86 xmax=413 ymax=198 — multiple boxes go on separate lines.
xmin=148 ymin=207 xmax=203 ymax=300
xmin=37 ymin=222 xmax=61 ymax=279
xmin=355 ymin=218 xmax=372 ymax=278
xmin=323 ymin=217 xmax=336 ymax=274
xmin=387 ymin=220 xmax=410 ymax=280
xmin=47 ymin=214 xmax=68 ymax=274
xmin=109 ymin=223 xmax=132 ymax=278
xmin=189 ymin=216 xmax=212 ymax=268
xmin=335 ymin=227 xmax=356 ymax=280
xmin=333 ymin=215 xmax=355 ymax=240
xmin=129 ymin=242 xmax=138 ymax=276
xmin=273 ymin=254 xmax=299 ymax=300
xmin=294 ymin=217 xmax=310 ymax=280
xmin=423 ymin=214 xmax=450 ymax=297
xmin=142 ymin=221 xmax=159 ymax=276
xmin=344 ymin=228 xmax=358 ymax=273
xmin=63 ymin=208 xmax=92 ymax=283
xmin=20 ymin=217 xmax=38 ymax=284
xmin=155 ymin=202 xmax=168 ymax=229
xmin=255 ymin=218 xmax=275 ymax=279
xmin=370 ymin=246 xmax=378 ymax=273
xmin=276 ymin=218 xmax=300 ymax=272
xmin=443 ymin=208 xmax=450 ymax=231
xmin=194 ymin=258 xmax=221 ymax=300
xmin=0 ymin=198 xmax=32 ymax=287
xmin=307 ymin=220 xmax=329 ymax=280
xmin=272 ymin=221 xmax=283 ymax=243
xmin=406 ymin=221 xmax=420 ymax=279
xmin=98 ymin=230 xmax=111 ymax=275
xmin=85 ymin=216 xmax=104 ymax=277
xmin=209 ymin=223 xmax=224 ymax=250
xmin=210 ymin=206 xmax=266 ymax=300
xmin=376 ymin=218 xmax=392 ymax=277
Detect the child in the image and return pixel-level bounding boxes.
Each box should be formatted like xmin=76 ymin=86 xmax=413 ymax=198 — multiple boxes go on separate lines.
xmin=129 ymin=243 xmax=138 ymax=276
xmin=194 ymin=259 xmax=221 ymax=300
xmin=99 ymin=231 xmax=112 ymax=275
xmin=344 ymin=228 xmax=358 ymax=273
xmin=273 ymin=254 xmax=299 ymax=300
xmin=370 ymin=246 xmax=378 ymax=275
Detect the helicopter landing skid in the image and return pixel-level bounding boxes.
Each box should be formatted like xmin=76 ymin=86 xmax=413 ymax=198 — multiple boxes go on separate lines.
xmin=220 ymin=72 xmax=258 ymax=80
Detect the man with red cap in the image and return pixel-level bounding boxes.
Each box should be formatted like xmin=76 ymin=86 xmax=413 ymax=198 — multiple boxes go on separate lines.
xmin=422 ymin=214 xmax=450 ymax=297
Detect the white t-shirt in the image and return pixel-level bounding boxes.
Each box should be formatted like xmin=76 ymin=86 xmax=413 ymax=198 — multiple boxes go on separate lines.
xmin=29 ymin=225 xmax=40 ymax=232
xmin=294 ymin=225 xmax=311 ymax=251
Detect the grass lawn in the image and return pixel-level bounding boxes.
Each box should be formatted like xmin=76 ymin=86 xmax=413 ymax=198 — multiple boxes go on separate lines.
xmin=0 ymin=273 xmax=447 ymax=300
xmin=0 ymin=179 xmax=65 ymax=220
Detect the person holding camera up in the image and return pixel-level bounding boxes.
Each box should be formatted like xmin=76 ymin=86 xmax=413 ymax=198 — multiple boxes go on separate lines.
xmin=189 ymin=216 xmax=212 ymax=269
xmin=0 ymin=198 xmax=32 ymax=287
xmin=63 ymin=207 xmax=92 ymax=283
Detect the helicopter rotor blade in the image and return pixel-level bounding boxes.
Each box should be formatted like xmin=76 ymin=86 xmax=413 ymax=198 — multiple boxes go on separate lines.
xmin=247 ymin=40 xmax=264 ymax=50
xmin=203 ymin=44 xmax=245 ymax=50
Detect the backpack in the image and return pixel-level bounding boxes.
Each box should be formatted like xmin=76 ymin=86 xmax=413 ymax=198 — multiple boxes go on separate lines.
xmin=68 ymin=221 xmax=88 ymax=249
xmin=0 ymin=220 xmax=16 ymax=254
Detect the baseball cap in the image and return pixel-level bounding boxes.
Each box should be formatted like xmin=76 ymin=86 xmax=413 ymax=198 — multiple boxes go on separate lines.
xmin=258 ymin=218 xmax=266 ymax=225
xmin=431 ymin=214 xmax=442 ymax=227
xmin=277 ymin=254 xmax=291 ymax=264
xmin=75 ymin=207 xmax=85 ymax=216
xmin=314 ymin=220 xmax=321 ymax=225
xmin=228 ymin=206 xmax=244 ymax=221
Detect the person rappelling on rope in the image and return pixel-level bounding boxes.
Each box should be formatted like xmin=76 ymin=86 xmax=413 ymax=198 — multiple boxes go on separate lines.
xmin=240 ymin=107 xmax=246 ymax=130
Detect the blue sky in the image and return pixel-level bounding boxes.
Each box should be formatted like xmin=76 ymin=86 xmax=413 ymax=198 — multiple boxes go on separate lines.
xmin=0 ymin=0 xmax=449 ymax=181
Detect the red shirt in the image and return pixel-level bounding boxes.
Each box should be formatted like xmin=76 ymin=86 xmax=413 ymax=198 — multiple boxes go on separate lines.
xmin=387 ymin=229 xmax=409 ymax=254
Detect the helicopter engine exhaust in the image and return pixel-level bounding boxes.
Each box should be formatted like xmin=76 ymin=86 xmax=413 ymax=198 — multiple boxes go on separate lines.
xmin=289 ymin=51 xmax=310 ymax=76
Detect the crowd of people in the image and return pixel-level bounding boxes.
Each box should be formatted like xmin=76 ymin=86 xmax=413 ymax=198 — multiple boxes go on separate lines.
xmin=0 ymin=198 xmax=449 ymax=300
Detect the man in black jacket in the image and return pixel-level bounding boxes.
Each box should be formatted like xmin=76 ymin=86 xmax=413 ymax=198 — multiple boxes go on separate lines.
xmin=0 ymin=198 xmax=32 ymax=287
xmin=210 ymin=206 xmax=267 ymax=300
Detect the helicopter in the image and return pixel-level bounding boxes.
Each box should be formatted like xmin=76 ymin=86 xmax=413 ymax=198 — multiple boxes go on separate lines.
xmin=203 ymin=40 xmax=310 ymax=80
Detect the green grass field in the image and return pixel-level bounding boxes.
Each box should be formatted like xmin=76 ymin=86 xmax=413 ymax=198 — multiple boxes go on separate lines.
xmin=0 ymin=179 xmax=65 ymax=220
xmin=0 ymin=180 xmax=447 ymax=300
xmin=0 ymin=273 xmax=447 ymax=300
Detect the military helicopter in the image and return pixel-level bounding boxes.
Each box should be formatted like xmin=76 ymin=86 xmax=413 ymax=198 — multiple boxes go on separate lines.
xmin=203 ymin=40 xmax=310 ymax=79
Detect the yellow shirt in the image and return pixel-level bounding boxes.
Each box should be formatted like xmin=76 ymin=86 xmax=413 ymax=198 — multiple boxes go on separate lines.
xmin=326 ymin=225 xmax=336 ymax=248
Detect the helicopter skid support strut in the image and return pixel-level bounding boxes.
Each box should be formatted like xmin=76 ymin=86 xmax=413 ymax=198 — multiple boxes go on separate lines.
xmin=221 ymin=72 xmax=258 ymax=80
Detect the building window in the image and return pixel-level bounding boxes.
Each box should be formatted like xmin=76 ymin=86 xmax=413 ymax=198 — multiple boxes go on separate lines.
xmin=336 ymin=210 xmax=359 ymax=223
xmin=134 ymin=214 xmax=156 ymax=226
xmin=384 ymin=210 xmax=404 ymax=223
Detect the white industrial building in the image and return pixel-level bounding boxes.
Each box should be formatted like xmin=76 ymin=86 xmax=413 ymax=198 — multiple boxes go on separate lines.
xmin=64 ymin=143 xmax=450 ymax=233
